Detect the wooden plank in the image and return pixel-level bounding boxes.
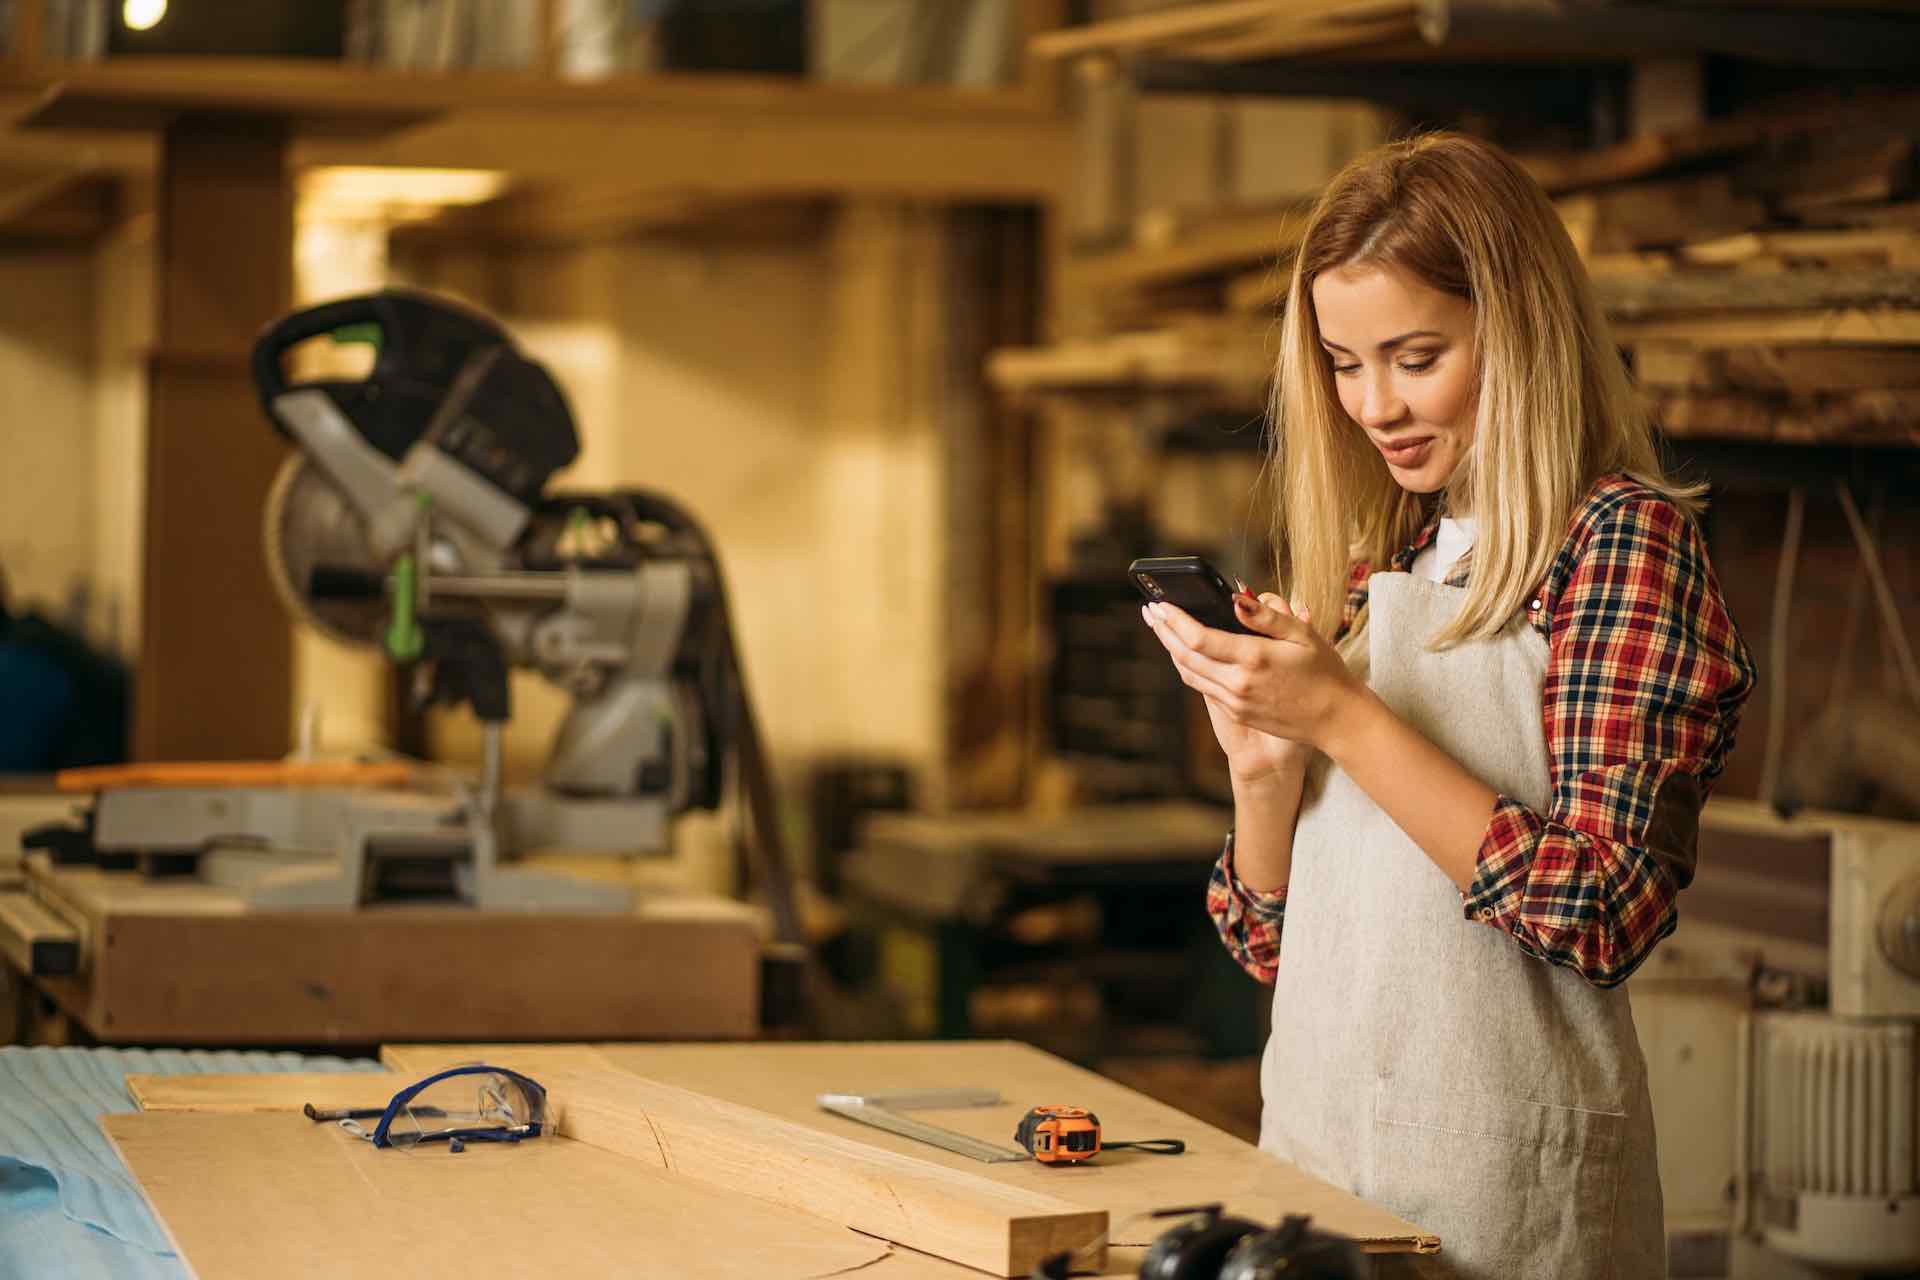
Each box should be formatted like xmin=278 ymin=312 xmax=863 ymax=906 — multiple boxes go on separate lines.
xmin=1595 ymin=269 xmax=1920 ymax=317
xmin=1612 ymin=308 xmax=1920 ymax=346
xmin=1558 ymin=173 xmax=1767 ymax=255
xmin=103 ymin=1111 xmax=892 ymax=1280
xmin=127 ymin=1071 xmax=397 ymax=1113
xmin=987 ymin=326 xmax=1272 ymax=395
xmin=384 ymin=1039 xmax=1441 ymax=1255
xmin=1633 ymin=344 xmax=1920 ymax=394
xmin=1029 ymin=1 xmax=1297 ymax=60
xmin=1649 ymin=389 xmax=1920 ymax=445
xmin=0 ymin=891 xmax=78 ymax=977
xmin=1070 ymin=200 xmax=1311 ymax=291
xmin=542 ymin=1065 xmax=1108 ymax=1277
xmin=1678 ymin=229 xmax=1920 ymax=268
xmin=24 ymin=855 xmax=762 ymax=1042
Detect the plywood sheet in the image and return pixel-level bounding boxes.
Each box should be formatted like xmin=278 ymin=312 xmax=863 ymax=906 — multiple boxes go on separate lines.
xmin=383 ymin=1040 xmax=1439 ymax=1255
xmin=103 ymin=1111 xmax=890 ymax=1280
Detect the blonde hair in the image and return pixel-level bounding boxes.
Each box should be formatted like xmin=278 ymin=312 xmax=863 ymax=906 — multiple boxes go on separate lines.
xmin=1270 ymin=131 xmax=1699 ymax=650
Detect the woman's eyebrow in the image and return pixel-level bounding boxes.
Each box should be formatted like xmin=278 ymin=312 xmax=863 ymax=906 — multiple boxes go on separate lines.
xmin=1320 ymin=330 xmax=1446 ymax=354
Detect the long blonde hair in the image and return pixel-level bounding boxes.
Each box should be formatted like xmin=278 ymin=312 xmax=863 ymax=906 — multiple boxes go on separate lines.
xmin=1271 ymin=131 xmax=1698 ymax=650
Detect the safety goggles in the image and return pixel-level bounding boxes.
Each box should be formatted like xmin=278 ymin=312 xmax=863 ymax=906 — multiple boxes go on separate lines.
xmin=306 ymin=1064 xmax=548 ymax=1150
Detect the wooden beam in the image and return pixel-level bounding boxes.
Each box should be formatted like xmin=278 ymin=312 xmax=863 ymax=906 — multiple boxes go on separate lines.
xmin=135 ymin=116 xmax=294 ymax=762
xmin=544 ymin=1067 xmax=1109 ymax=1277
xmin=988 ymin=325 xmax=1271 ymax=397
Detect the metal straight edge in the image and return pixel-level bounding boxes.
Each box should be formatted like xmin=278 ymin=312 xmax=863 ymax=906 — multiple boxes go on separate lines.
xmin=817 ymin=1092 xmax=1032 ymax=1164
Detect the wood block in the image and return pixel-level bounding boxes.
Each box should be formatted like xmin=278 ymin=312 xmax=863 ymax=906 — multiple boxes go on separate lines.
xmin=24 ymin=856 xmax=760 ymax=1042
xmin=384 ymin=1040 xmax=1440 ymax=1256
xmin=126 ymin=1071 xmax=397 ymax=1113
xmin=543 ymin=1066 xmax=1110 ymax=1277
xmin=0 ymin=891 xmax=78 ymax=977
xmin=103 ymin=1111 xmax=891 ymax=1280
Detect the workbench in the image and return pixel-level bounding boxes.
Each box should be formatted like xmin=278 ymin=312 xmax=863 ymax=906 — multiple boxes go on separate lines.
xmin=57 ymin=1038 xmax=1439 ymax=1278
xmin=4 ymin=852 xmax=765 ymax=1044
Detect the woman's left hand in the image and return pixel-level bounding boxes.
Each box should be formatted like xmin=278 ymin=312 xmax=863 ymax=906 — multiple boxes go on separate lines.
xmin=1143 ymin=592 xmax=1365 ymax=755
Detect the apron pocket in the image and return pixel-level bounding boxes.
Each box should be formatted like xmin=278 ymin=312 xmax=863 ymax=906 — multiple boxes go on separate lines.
xmin=1371 ymin=1084 xmax=1626 ymax=1280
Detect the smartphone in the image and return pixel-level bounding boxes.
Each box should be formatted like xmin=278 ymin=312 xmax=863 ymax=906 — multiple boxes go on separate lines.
xmin=1128 ymin=556 xmax=1256 ymax=635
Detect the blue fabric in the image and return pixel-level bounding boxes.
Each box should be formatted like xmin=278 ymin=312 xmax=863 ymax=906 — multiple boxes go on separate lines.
xmin=0 ymin=1047 xmax=384 ymax=1280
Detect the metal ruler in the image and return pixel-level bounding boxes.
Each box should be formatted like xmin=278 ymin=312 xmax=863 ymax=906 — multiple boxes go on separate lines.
xmin=817 ymin=1088 xmax=1032 ymax=1163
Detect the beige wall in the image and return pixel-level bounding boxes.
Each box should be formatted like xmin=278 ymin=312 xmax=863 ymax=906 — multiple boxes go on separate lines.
xmin=401 ymin=204 xmax=954 ymax=814
xmin=0 ymin=249 xmax=100 ymax=633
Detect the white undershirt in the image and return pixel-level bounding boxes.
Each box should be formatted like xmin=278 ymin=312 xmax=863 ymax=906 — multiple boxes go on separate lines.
xmin=1412 ymin=516 xmax=1476 ymax=583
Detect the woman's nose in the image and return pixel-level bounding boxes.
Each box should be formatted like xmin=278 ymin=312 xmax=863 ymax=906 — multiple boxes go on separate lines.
xmin=1359 ymin=370 xmax=1406 ymax=429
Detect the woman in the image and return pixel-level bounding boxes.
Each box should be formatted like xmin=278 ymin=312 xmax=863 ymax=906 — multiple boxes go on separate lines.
xmin=1142 ymin=132 xmax=1755 ymax=1278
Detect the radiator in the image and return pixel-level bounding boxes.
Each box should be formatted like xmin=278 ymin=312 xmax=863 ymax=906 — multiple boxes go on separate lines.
xmin=1746 ymin=1011 xmax=1919 ymax=1269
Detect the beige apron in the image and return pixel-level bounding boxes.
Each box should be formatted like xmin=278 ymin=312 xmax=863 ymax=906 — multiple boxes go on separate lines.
xmin=1259 ymin=572 xmax=1665 ymax=1280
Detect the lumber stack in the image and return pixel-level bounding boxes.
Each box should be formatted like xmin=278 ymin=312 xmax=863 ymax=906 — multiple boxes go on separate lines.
xmin=997 ymin=93 xmax=1920 ymax=447
xmin=1573 ymin=125 xmax=1920 ymax=446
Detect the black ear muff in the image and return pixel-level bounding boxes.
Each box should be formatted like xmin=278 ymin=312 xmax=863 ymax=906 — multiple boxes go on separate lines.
xmin=1139 ymin=1205 xmax=1266 ymax=1280
xmin=1218 ymin=1213 xmax=1370 ymax=1280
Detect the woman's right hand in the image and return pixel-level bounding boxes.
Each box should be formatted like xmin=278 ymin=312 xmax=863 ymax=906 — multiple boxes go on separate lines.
xmin=1145 ymin=591 xmax=1316 ymax=785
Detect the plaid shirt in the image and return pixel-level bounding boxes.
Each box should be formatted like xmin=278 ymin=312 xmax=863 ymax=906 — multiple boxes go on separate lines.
xmin=1208 ymin=474 xmax=1756 ymax=988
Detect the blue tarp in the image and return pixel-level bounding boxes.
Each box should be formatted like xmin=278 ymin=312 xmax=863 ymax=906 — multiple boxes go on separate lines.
xmin=0 ymin=1047 xmax=384 ymax=1280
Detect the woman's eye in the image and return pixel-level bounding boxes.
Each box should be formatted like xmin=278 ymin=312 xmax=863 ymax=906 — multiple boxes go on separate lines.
xmin=1332 ymin=364 xmax=1360 ymax=377
xmin=1399 ymin=357 xmax=1436 ymax=374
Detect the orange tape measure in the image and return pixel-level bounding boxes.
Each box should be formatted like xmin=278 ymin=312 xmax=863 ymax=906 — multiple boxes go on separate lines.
xmin=1013 ymin=1105 xmax=1186 ymax=1165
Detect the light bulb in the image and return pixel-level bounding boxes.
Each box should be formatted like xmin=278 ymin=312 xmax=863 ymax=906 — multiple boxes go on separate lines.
xmin=123 ymin=0 xmax=167 ymax=33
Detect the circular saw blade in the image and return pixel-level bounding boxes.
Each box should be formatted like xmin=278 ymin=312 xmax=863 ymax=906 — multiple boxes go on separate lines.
xmin=263 ymin=454 xmax=389 ymax=650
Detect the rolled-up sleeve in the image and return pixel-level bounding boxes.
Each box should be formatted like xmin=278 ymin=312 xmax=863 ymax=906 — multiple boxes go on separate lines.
xmin=1464 ymin=491 xmax=1756 ymax=987
xmin=1208 ymin=830 xmax=1289 ymax=985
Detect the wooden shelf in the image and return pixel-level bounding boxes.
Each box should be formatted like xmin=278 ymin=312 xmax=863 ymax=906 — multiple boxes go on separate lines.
xmin=0 ymin=56 xmax=1071 ymax=201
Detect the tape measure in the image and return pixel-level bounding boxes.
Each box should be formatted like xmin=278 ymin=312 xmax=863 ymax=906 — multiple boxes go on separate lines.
xmin=1013 ymin=1105 xmax=1186 ymax=1165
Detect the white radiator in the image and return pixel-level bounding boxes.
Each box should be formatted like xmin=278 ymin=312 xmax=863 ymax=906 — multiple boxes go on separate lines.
xmin=1746 ymin=1011 xmax=1920 ymax=1269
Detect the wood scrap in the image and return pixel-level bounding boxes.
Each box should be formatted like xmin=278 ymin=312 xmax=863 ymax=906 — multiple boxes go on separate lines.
xmin=1071 ymin=200 xmax=1311 ymax=292
xmin=540 ymin=1066 xmax=1109 ymax=1277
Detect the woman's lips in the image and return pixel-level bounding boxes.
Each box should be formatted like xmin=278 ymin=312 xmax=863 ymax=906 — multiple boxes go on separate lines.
xmin=1376 ymin=436 xmax=1434 ymax=467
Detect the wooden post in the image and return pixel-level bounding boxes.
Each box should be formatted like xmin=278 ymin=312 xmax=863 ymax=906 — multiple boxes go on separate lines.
xmin=134 ymin=115 xmax=294 ymax=761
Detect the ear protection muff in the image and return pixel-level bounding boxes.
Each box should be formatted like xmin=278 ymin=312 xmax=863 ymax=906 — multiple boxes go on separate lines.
xmin=1138 ymin=1205 xmax=1267 ymax=1280
xmin=1219 ymin=1214 xmax=1370 ymax=1280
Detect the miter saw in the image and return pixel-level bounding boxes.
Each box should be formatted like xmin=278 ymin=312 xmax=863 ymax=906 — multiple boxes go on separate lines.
xmin=34 ymin=289 xmax=801 ymax=937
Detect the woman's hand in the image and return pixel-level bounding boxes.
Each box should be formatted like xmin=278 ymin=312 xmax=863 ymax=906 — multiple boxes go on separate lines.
xmin=1142 ymin=591 xmax=1364 ymax=778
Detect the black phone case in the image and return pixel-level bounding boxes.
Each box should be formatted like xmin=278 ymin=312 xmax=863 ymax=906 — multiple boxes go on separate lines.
xmin=1128 ymin=556 xmax=1256 ymax=635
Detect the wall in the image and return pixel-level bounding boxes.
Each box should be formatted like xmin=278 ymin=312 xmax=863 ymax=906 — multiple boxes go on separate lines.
xmin=396 ymin=203 xmax=961 ymax=881
xmin=0 ymin=248 xmax=101 ymax=634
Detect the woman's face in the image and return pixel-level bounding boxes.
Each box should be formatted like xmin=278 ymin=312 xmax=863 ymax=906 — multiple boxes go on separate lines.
xmin=1310 ymin=264 xmax=1478 ymax=496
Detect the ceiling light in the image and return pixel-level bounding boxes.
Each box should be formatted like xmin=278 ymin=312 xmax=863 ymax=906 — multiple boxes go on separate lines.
xmin=122 ymin=0 xmax=166 ymax=32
